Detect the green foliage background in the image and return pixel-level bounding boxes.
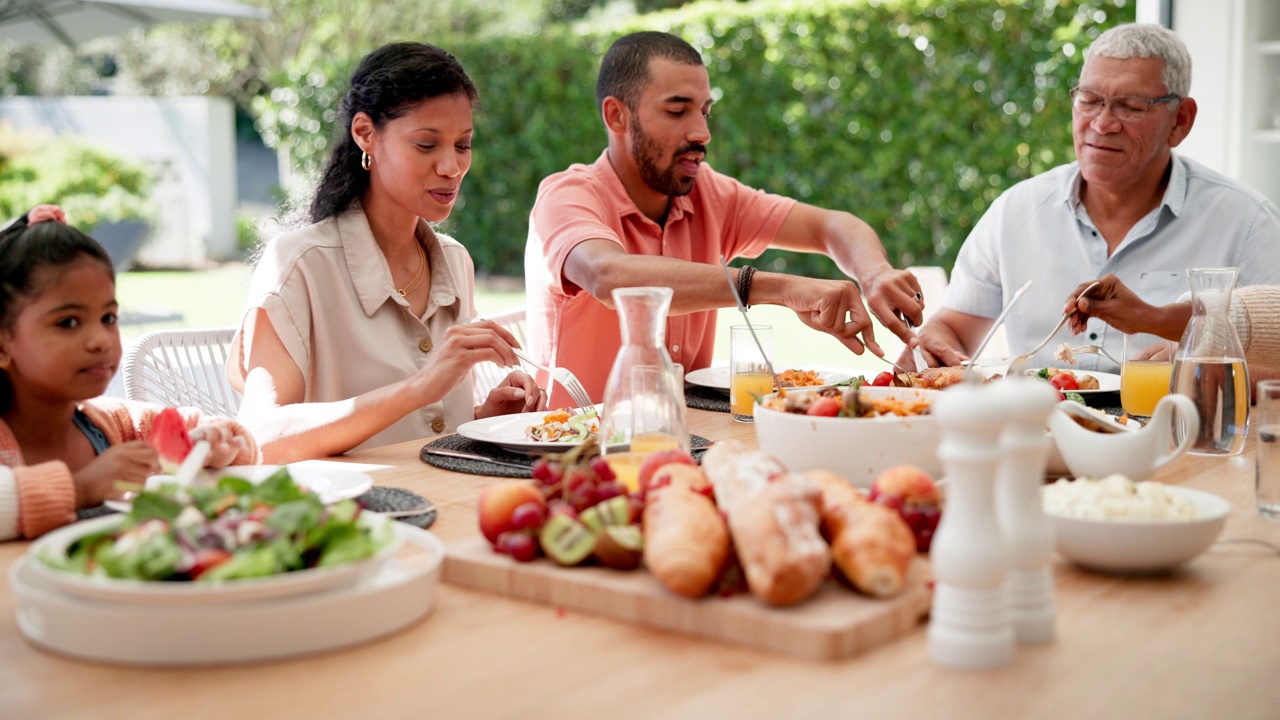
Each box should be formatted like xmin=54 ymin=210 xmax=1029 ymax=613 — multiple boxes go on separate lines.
xmin=255 ymin=0 xmax=1134 ymax=278
xmin=0 ymin=125 xmax=154 ymax=232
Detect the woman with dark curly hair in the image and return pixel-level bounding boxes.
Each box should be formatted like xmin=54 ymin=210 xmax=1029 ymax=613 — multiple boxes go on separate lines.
xmin=229 ymin=43 xmax=544 ymax=462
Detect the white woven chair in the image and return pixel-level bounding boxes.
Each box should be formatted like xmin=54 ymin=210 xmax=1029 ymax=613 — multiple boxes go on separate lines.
xmin=472 ymin=307 xmax=529 ymax=405
xmin=121 ymin=327 xmax=242 ymax=417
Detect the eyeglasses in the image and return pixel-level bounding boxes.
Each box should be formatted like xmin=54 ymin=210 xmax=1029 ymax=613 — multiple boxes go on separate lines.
xmin=1069 ymin=87 xmax=1180 ymax=123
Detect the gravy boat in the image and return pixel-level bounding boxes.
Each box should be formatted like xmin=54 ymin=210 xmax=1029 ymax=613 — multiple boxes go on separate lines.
xmin=1047 ymin=394 xmax=1200 ymax=481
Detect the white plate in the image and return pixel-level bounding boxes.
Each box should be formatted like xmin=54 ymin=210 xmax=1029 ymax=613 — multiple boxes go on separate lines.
xmin=685 ymin=366 xmax=854 ymax=395
xmin=456 ymin=406 xmax=601 ymax=455
xmin=104 ymin=461 xmax=373 ymax=513
xmin=974 ymin=364 xmax=1120 ymax=394
xmin=28 ymin=512 xmax=402 ymax=605
xmin=12 ymin=523 xmax=442 ymax=665
xmin=1027 ymin=368 xmax=1120 ymax=394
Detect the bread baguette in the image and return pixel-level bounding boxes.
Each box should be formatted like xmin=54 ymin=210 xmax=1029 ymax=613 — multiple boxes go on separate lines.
xmin=642 ymin=471 xmax=729 ymax=599
xmin=703 ymin=442 xmax=829 ymax=606
xmin=807 ymin=470 xmax=915 ymax=598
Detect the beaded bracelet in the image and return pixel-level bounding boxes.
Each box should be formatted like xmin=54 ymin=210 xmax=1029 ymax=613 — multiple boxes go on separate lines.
xmin=737 ymin=265 xmax=757 ymax=308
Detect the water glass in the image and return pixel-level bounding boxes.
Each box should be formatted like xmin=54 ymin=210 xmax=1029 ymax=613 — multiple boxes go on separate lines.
xmin=1256 ymin=380 xmax=1280 ymax=519
xmin=1120 ymin=334 xmax=1175 ymax=417
xmin=730 ymin=325 xmax=773 ymax=423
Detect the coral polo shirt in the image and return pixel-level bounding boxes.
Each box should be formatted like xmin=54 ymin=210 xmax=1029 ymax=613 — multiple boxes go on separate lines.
xmin=525 ymin=150 xmax=796 ymax=407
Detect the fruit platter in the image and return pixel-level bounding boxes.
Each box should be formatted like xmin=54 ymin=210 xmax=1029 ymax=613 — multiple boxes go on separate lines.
xmin=444 ymin=438 xmax=941 ymax=660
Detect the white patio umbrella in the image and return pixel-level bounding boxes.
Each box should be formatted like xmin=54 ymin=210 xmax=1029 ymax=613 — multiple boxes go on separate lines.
xmin=0 ymin=0 xmax=266 ymax=48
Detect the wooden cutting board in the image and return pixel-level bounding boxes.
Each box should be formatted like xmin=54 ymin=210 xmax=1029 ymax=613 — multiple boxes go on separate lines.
xmin=444 ymin=538 xmax=933 ymax=661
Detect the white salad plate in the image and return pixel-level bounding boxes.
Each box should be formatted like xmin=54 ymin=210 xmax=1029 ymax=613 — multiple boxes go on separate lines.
xmin=12 ymin=523 xmax=443 ymax=665
xmin=27 ymin=512 xmax=402 ymax=606
xmin=685 ymin=366 xmax=854 ymax=395
xmin=1027 ymin=368 xmax=1120 ymax=394
xmin=104 ymin=460 xmax=374 ymax=513
xmin=456 ymin=406 xmax=601 ymax=455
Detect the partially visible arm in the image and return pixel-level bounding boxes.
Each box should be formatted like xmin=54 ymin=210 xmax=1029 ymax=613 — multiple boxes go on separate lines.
xmin=563 ymin=239 xmax=885 ymax=355
xmin=9 ymin=462 xmax=77 ymax=539
xmin=236 ymin=310 xmax=520 ymax=463
xmin=909 ymin=308 xmax=995 ymax=368
xmin=769 ymin=203 xmax=923 ymax=340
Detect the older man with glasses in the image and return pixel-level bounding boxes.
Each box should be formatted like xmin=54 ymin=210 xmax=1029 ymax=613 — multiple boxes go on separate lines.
xmin=910 ymin=23 xmax=1280 ymax=372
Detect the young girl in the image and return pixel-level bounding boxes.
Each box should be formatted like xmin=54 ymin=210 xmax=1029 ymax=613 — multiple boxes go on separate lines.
xmin=0 ymin=209 xmax=258 ymax=541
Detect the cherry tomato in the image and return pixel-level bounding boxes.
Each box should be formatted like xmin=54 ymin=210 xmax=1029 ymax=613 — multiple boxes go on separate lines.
xmin=1049 ymin=372 xmax=1079 ymax=391
xmin=806 ymin=396 xmax=842 ymax=417
xmin=189 ymin=548 xmax=232 ymax=579
xmin=871 ymin=371 xmax=894 ymax=387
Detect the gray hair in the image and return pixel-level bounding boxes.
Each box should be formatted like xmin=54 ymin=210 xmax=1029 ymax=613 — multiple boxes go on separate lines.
xmin=1084 ymin=23 xmax=1192 ymax=98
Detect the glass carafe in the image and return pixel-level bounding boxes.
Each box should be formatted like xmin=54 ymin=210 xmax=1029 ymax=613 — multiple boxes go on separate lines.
xmin=600 ymin=287 xmax=688 ymax=491
xmin=1171 ymin=267 xmax=1249 ymax=456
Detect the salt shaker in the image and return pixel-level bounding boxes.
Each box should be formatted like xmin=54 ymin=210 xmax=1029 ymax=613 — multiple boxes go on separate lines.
xmin=991 ymin=376 xmax=1060 ymax=644
xmin=928 ymin=381 xmax=1014 ymax=669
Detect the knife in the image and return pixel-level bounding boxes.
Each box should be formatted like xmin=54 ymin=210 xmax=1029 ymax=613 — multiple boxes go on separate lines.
xmin=964 ymin=278 xmax=1034 ymax=371
xmin=421 ymin=447 xmax=532 ymax=471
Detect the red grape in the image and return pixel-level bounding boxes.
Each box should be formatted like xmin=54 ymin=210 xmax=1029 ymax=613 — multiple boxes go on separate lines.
xmin=596 ymin=480 xmax=626 ymax=502
xmin=590 ymin=456 xmax=616 ymax=483
xmin=509 ymin=501 xmax=547 ymax=531
xmin=496 ymin=531 xmax=538 ymax=562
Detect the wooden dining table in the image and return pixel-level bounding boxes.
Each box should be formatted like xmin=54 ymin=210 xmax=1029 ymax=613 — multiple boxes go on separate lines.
xmin=2 ymin=407 xmax=1278 ymax=719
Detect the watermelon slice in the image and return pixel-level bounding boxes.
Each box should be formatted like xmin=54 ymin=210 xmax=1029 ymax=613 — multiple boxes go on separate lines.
xmin=148 ymin=408 xmax=192 ymax=474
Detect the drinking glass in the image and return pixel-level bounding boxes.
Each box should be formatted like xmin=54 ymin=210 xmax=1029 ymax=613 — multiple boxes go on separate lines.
xmin=730 ymin=325 xmax=773 ymax=423
xmin=603 ymin=364 xmax=687 ymax=491
xmin=1256 ymin=380 xmax=1280 ymax=519
xmin=1120 ymin=333 xmax=1175 ymax=418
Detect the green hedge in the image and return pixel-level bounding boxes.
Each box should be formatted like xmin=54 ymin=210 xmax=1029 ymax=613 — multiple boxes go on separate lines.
xmin=0 ymin=125 xmax=154 ymax=232
xmin=254 ymin=0 xmax=1133 ymax=278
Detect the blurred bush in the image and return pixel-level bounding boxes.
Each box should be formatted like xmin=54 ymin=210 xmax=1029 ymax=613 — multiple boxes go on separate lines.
xmin=0 ymin=121 xmax=155 ymax=232
xmin=255 ymin=0 xmax=1132 ymax=277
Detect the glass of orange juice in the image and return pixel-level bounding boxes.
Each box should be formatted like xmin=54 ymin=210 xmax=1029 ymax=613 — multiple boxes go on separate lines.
xmin=730 ymin=325 xmax=773 ymax=422
xmin=603 ymin=364 xmax=688 ymax=491
xmin=1120 ymin=333 xmax=1175 ymax=417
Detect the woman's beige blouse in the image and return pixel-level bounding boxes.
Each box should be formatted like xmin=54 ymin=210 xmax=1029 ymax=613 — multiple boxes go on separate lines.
xmin=235 ymin=205 xmax=477 ymax=452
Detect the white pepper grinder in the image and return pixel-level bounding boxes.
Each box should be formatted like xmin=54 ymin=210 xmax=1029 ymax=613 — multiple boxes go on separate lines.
xmin=991 ymin=376 xmax=1060 ymax=644
xmin=929 ymin=380 xmax=1014 ymax=669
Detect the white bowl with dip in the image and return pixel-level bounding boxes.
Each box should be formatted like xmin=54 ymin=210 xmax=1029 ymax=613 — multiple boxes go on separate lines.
xmin=1042 ymin=476 xmax=1230 ymax=573
xmin=753 ymin=386 xmax=941 ymax=488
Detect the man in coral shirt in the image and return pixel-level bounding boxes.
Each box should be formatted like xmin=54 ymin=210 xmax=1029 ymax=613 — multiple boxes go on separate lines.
xmin=526 ymin=31 xmax=924 ymax=406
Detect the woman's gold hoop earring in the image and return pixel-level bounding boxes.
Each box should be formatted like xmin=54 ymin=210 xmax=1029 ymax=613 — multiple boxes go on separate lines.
xmin=361 ymin=151 xmax=372 ymax=171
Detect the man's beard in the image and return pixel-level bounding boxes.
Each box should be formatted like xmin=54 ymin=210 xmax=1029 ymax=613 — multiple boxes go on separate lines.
xmin=630 ymin=115 xmax=702 ymax=197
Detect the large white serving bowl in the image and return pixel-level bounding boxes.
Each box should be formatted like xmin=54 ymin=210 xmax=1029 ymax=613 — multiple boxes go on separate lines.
xmin=1044 ymin=485 xmax=1230 ymax=573
xmin=753 ymin=386 xmax=942 ymax=488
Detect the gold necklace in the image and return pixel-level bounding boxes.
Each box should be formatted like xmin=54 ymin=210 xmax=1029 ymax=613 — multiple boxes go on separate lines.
xmin=397 ymin=242 xmax=426 ymax=297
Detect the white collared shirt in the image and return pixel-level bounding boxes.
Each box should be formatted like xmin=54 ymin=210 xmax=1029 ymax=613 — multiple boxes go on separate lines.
xmin=943 ymin=154 xmax=1280 ymax=371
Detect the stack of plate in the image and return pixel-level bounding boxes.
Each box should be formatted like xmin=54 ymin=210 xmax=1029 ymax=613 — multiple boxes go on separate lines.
xmin=11 ymin=470 xmax=445 ymax=665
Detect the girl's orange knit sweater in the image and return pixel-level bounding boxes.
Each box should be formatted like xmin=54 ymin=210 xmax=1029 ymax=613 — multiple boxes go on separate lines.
xmin=0 ymin=397 xmax=258 ymax=540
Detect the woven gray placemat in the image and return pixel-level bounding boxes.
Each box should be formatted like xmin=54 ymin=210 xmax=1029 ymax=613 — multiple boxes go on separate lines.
xmin=75 ymin=487 xmax=436 ymax=529
xmin=421 ymin=433 xmax=713 ymax=478
xmin=357 ymin=486 xmax=436 ymax=529
xmin=685 ymin=386 xmax=730 ymax=413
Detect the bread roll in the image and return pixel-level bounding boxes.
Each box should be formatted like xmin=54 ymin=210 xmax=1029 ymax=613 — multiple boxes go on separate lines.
xmin=704 ymin=442 xmax=829 ymax=606
xmin=727 ymin=474 xmax=830 ymax=606
xmin=807 ymin=470 xmax=915 ymax=598
xmin=642 ymin=476 xmax=729 ymax=599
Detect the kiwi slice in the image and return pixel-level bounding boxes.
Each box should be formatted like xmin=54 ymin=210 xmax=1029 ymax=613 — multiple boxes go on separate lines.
xmin=593 ymin=525 xmax=644 ymax=570
xmin=581 ymin=496 xmax=631 ymax=533
xmin=538 ymin=513 xmax=595 ymax=566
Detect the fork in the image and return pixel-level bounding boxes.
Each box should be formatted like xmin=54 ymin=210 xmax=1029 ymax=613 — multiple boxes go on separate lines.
xmin=1008 ymin=280 xmax=1102 ymax=374
xmin=511 ymin=348 xmax=595 ymax=413
xmin=1065 ymin=344 xmax=1123 ymax=366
